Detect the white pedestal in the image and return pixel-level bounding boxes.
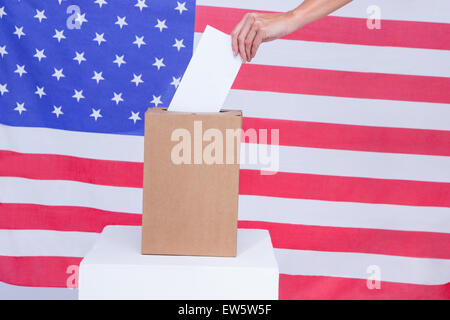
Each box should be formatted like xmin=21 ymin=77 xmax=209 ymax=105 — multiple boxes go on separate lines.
xmin=79 ymin=226 xmax=279 ymax=300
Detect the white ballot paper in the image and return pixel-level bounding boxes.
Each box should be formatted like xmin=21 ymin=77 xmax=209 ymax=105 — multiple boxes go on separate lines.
xmin=168 ymin=25 xmax=242 ymax=113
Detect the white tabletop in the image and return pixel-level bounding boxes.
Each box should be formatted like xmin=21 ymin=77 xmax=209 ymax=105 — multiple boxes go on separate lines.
xmin=84 ymin=225 xmax=278 ymax=269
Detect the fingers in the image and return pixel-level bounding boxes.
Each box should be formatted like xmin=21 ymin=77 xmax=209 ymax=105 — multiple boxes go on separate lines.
xmin=244 ymin=24 xmax=258 ymax=62
xmin=237 ymin=14 xmax=255 ymax=62
xmin=231 ymin=13 xmax=265 ymax=62
xmin=250 ymin=30 xmax=264 ymax=61
xmin=231 ymin=15 xmax=247 ymax=56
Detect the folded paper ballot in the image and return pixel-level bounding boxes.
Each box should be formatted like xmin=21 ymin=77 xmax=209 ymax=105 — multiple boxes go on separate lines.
xmin=168 ymin=25 xmax=242 ymax=113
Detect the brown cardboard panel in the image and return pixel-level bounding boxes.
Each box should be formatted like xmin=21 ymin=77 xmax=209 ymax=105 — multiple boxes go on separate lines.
xmin=141 ymin=108 xmax=242 ymax=257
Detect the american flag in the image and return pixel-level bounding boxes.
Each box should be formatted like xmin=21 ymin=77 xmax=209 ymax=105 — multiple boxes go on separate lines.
xmin=1 ymin=0 xmax=450 ymax=299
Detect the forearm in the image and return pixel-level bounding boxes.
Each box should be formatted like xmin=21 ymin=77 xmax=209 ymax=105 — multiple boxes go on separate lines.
xmin=231 ymin=0 xmax=353 ymax=62
xmin=289 ymin=0 xmax=353 ymax=32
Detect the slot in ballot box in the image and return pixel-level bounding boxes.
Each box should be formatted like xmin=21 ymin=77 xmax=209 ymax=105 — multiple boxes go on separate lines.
xmin=141 ymin=108 xmax=242 ymax=257
xmin=78 ymin=226 xmax=279 ymax=300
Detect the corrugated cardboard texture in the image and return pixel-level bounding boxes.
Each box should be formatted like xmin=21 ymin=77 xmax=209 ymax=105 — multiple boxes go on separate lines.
xmin=142 ymin=108 xmax=242 ymax=257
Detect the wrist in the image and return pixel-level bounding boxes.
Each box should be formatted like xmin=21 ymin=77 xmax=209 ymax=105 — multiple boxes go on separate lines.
xmin=286 ymin=8 xmax=307 ymax=32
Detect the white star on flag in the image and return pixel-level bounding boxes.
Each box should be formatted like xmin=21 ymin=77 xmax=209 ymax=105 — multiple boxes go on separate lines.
xmin=129 ymin=111 xmax=141 ymax=124
xmin=0 ymin=83 xmax=8 ymax=96
xmin=151 ymin=95 xmax=163 ymax=107
xmin=131 ymin=74 xmax=144 ymax=86
xmin=73 ymin=51 xmax=87 ymax=64
xmin=94 ymin=0 xmax=108 ymax=8
xmin=92 ymin=71 xmax=104 ymax=84
xmin=173 ymin=39 xmax=185 ymax=51
xmin=90 ymin=108 xmax=102 ymax=121
xmin=53 ymin=29 xmax=66 ymax=42
xmin=155 ymin=19 xmax=168 ymax=32
xmin=34 ymin=9 xmax=47 ymax=23
xmin=0 ymin=6 xmax=6 ymax=18
xmin=34 ymin=49 xmax=46 ymax=62
xmin=52 ymin=68 xmax=65 ymax=81
xmin=0 ymin=45 xmax=7 ymax=58
xmin=133 ymin=35 xmax=146 ymax=48
xmin=135 ymin=0 xmax=148 ymax=11
xmin=13 ymin=26 xmax=25 ymax=39
xmin=75 ymin=13 xmax=88 ymax=26
xmin=153 ymin=57 xmax=165 ymax=70
xmin=175 ymin=2 xmax=188 ymax=14
xmin=170 ymin=76 xmax=181 ymax=88
xmin=35 ymin=86 xmax=46 ymax=98
xmin=111 ymin=92 xmax=124 ymax=105
xmin=93 ymin=33 xmax=106 ymax=45
xmin=14 ymin=102 xmax=26 ymax=114
xmin=72 ymin=89 xmax=85 ymax=102
xmin=113 ymin=54 xmax=126 ymax=67
xmin=115 ymin=16 xmax=128 ymax=29
xmin=52 ymin=106 xmax=63 ymax=118
xmin=14 ymin=64 xmax=27 ymax=77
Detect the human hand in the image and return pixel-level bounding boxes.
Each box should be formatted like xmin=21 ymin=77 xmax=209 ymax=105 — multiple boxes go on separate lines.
xmin=231 ymin=11 xmax=300 ymax=63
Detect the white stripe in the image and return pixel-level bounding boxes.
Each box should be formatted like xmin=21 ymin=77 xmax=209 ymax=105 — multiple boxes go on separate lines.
xmin=241 ymin=144 xmax=450 ymax=183
xmin=197 ymin=0 xmax=450 ymax=24
xmin=275 ymin=248 xmax=450 ymax=285
xmin=0 ymin=229 xmax=98 ymax=257
xmin=0 ymin=124 xmax=144 ymax=162
xmin=239 ymin=195 xmax=450 ymax=234
xmin=194 ymin=33 xmax=450 ymax=77
xmin=1 ymin=177 xmax=449 ymax=234
xmin=0 ymin=177 xmax=142 ymax=214
xmin=226 ymin=90 xmax=450 ymax=131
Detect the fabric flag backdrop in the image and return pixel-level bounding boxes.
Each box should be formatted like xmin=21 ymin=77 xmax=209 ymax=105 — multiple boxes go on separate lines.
xmin=1 ymin=0 xmax=450 ymax=299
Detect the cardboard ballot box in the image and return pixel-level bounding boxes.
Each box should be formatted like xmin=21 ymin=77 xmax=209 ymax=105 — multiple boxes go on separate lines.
xmin=142 ymin=108 xmax=242 ymax=257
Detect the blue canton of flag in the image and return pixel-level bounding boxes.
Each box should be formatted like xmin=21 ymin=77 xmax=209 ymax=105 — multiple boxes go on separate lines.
xmin=0 ymin=0 xmax=195 ymax=135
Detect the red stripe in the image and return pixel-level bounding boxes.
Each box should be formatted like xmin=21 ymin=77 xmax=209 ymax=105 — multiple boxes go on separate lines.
xmin=3 ymin=203 xmax=450 ymax=258
xmin=239 ymin=221 xmax=450 ymax=259
xmin=3 ymin=203 xmax=448 ymax=259
xmin=3 ymin=256 xmax=449 ymax=299
xmin=0 ymin=150 xmax=143 ymax=188
xmin=196 ymin=5 xmax=450 ymax=50
xmin=233 ymin=64 xmax=450 ymax=104
xmin=0 ymin=256 xmax=82 ymax=288
xmin=0 ymin=203 xmax=141 ymax=233
xmin=279 ymin=274 xmax=450 ymax=300
xmin=239 ymin=170 xmax=450 ymax=207
xmin=243 ymin=117 xmax=450 ymax=156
